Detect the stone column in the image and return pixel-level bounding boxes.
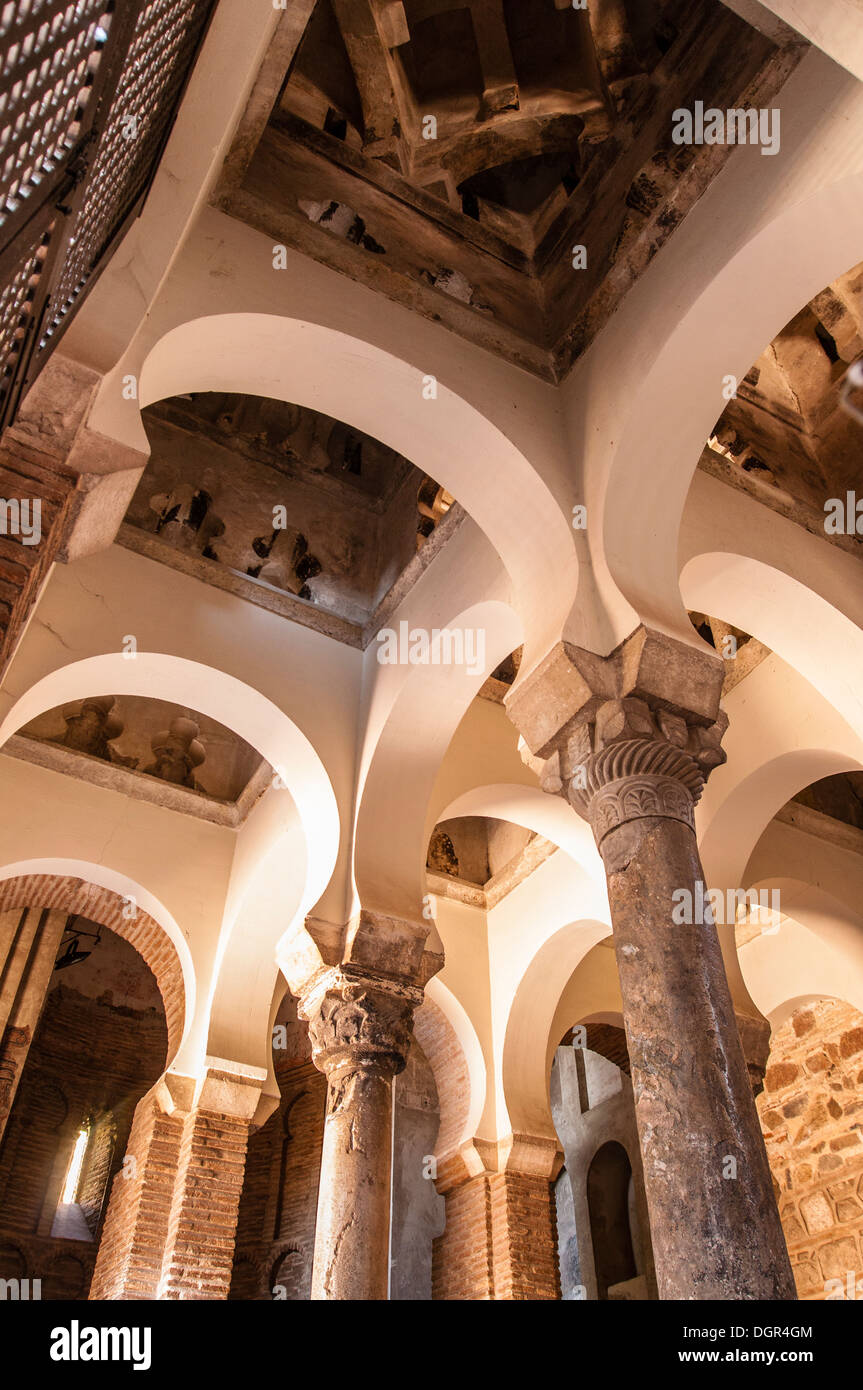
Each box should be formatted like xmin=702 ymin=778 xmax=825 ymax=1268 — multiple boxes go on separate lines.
xmin=299 ymin=966 xmax=420 ymax=1300
xmin=508 ymin=629 xmax=796 ymax=1300
xmin=0 ymin=907 xmax=68 ymax=1143
xmin=737 ymin=1012 xmax=772 ymax=1096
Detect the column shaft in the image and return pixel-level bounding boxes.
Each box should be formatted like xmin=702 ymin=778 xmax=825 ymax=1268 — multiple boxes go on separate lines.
xmin=313 ymin=1068 xmax=393 ymax=1300
xmin=299 ymin=965 xmax=421 ymax=1301
xmin=602 ymin=811 xmax=795 ymax=1298
xmin=505 ymin=632 xmax=800 ymax=1301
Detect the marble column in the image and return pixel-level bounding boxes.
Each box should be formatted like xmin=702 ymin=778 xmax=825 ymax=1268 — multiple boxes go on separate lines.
xmin=299 ymin=966 xmax=420 ymax=1300
xmin=507 ymin=629 xmax=796 ymax=1300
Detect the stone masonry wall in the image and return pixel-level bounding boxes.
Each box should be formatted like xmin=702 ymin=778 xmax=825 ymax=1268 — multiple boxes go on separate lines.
xmin=757 ymin=1000 xmax=863 ymax=1300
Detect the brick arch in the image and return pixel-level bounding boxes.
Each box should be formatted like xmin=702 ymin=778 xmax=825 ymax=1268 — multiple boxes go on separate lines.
xmin=563 ymin=1020 xmax=631 ymax=1078
xmin=414 ymin=997 xmax=471 ymax=1162
xmin=0 ymin=875 xmax=185 ymax=1063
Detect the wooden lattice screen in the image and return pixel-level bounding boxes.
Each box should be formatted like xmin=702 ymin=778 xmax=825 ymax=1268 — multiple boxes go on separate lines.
xmin=0 ymin=0 xmax=216 ymax=432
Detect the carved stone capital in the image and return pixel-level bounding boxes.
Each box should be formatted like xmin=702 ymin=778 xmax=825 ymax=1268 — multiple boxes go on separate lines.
xmin=569 ymin=700 xmax=726 ymax=842
xmin=298 ymin=966 xmax=422 ymax=1082
xmin=507 ymin=630 xmax=728 ymax=845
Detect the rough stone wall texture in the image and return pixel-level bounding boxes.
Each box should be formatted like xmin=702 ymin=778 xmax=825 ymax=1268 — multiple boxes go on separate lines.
xmin=432 ymin=1172 xmax=560 ymax=1301
xmin=757 ymin=1000 xmax=863 ymax=1300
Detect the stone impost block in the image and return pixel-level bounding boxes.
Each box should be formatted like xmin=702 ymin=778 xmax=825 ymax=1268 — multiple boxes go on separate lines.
xmin=506 ymin=627 xmax=725 ymax=760
xmin=506 ymin=627 xmax=728 ymax=838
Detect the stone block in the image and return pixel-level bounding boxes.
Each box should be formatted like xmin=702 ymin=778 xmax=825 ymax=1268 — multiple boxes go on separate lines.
xmin=840 ymin=1027 xmax=863 ymax=1059
xmin=805 ymin=1050 xmax=831 ymax=1073
xmin=765 ymin=1061 xmax=799 ymax=1091
xmin=817 ymin=1236 xmax=860 ymax=1281
xmin=800 ymin=1191 xmax=834 ymax=1235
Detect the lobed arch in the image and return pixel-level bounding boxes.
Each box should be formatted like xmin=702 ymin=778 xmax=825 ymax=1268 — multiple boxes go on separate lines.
xmin=0 ymin=864 xmax=191 ymax=1066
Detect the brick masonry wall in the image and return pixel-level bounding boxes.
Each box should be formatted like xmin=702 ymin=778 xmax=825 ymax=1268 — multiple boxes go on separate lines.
xmin=230 ymin=1012 xmax=327 ymax=1300
xmin=77 ymin=1110 xmax=118 ymax=1236
xmin=0 ymin=1232 xmax=97 ymax=1297
xmin=159 ymin=1107 xmax=252 ymax=1300
xmin=89 ymin=1091 xmax=183 ymax=1300
xmin=432 ymin=1175 xmax=494 ymax=1299
xmin=757 ymin=1000 xmax=863 ymax=1300
xmin=432 ymin=1171 xmax=560 ymax=1301
xmin=0 ymin=982 xmax=167 ymax=1298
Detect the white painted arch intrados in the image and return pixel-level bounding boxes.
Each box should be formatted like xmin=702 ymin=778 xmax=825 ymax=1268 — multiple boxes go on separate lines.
xmin=681 ymin=552 xmax=863 ymax=742
xmin=681 ymin=551 xmax=863 ymax=908
xmin=737 ymin=877 xmax=863 ymax=1024
xmin=423 ymin=975 xmax=487 ymax=1153
xmin=502 ymin=920 xmax=614 ymax=1140
xmin=0 ymin=652 xmax=340 ymax=917
xmin=137 ymin=313 xmax=578 ymax=663
xmin=604 ymin=168 xmax=863 ymax=643
xmin=434 ymin=782 xmax=604 ymax=885
xmin=354 ymin=599 xmax=524 ymax=919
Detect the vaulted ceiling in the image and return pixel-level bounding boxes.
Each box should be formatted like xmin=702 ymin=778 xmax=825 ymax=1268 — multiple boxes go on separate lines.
xmin=119 ymin=392 xmax=457 ymax=643
xmin=214 ymin=0 xmax=803 ymax=379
